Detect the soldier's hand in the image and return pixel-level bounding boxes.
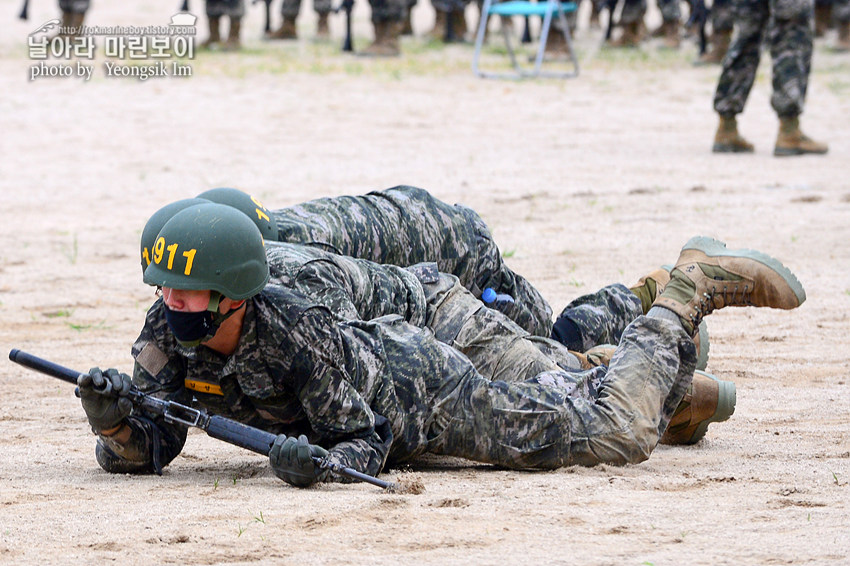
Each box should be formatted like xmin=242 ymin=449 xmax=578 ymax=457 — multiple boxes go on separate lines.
xmin=268 ymin=434 xmax=329 ymax=488
xmin=77 ymin=368 xmax=133 ymax=433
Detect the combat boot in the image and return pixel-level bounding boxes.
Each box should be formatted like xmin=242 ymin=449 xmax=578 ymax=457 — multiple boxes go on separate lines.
xmin=631 ymin=266 xmax=710 ymax=371
xmin=610 ymin=21 xmax=640 ymax=47
xmin=69 ymin=11 xmax=85 ymax=37
xmin=837 ymin=21 xmax=850 ymax=51
xmin=814 ymin=3 xmax=831 ymax=37
xmin=774 ymin=116 xmax=829 ymax=156
xmin=202 ymin=16 xmax=222 ymax=48
xmin=449 ymin=8 xmax=468 ymax=42
xmin=360 ymin=21 xmax=401 ymax=56
xmin=695 ymin=28 xmax=730 ymax=65
xmin=428 ymin=10 xmax=447 ymax=40
xmin=317 ymin=12 xmax=330 ymax=39
xmin=401 ymin=10 xmax=413 ymax=35
xmin=268 ymin=16 xmax=297 ymax=39
xmin=223 ymin=16 xmax=242 ymax=50
xmin=712 ymin=115 xmax=754 ymax=153
xmin=653 ymin=236 xmax=806 ymax=336
xmin=661 ymin=19 xmax=680 ymax=48
xmin=659 ymin=370 xmax=736 ymax=445
xmin=542 ymin=28 xmax=572 ymax=61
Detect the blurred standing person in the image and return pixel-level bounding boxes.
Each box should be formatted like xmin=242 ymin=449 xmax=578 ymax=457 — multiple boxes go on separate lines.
xmin=267 ymin=0 xmax=332 ymax=39
xmin=203 ymin=0 xmax=244 ymax=50
xmin=711 ymin=0 xmax=828 ymax=156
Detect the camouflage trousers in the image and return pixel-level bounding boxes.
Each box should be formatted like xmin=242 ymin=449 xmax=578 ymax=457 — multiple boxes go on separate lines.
xmin=713 ymin=0 xmax=813 ymax=118
xmin=619 ymin=0 xmax=648 ymax=25
xmin=368 ymin=0 xmax=409 ymax=21
xmin=281 ymin=0 xmax=334 ymax=19
xmin=59 ymin=0 xmax=89 ymax=13
xmin=206 ymin=0 xmax=246 ymax=17
xmin=273 ymin=186 xmax=553 ymax=338
xmin=422 ymin=314 xmax=696 ymax=468
xmin=657 ymin=0 xmax=681 ymax=22
xmin=710 ymin=0 xmax=735 ymax=33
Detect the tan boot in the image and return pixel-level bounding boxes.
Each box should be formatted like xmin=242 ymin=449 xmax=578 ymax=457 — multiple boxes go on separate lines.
xmin=428 ymin=10 xmax=447 ymax=40
xmin=222 ymin=16 xmax=242 ymax=50
xmin=814 ymin=3 xmax=831 ymax=37
xmin=661 ymin=19 xmax=680 ymax=48
xmin=630 ymin=266 xmax=710 ymax=371
xmin=449 ymin=8 xmax=468 ymax=42
xmin=360 ymin=21 xmax=401 ymax=56
xmin=201 ymin=16 xmax=222 ymax=48
xmin=268 ymin=16 xmax=297 ymax=39
xmin=316 ymin=12 xmax=330 ymax=38
xmin=610 ymin=21 xmax=640 ymax=47
xmin=835 ymin=21 xmax=850 ymax=52
xmin=69 ymin=12 xmax=85 ymax=37
xmin=541 ymin=28 xmax=572 ymax=61
xmin=695 ymin=28 xmax=730 ymax=65
xmin=774 ymin=116 xmax=829 ymax=156
xmin=653 ymin=236 xmax=806 ymax=336
xmin=712 ymin=115 xmax=754 ymax=153
xmin=659 ymin=371 xmax=736 ymax=445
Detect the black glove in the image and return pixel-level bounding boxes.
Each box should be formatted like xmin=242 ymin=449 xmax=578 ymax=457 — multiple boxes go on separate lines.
xmin=78 ymin=367 xmax=133 ymax=433
xmin=269 ymin=434 xmax=329 ymax=488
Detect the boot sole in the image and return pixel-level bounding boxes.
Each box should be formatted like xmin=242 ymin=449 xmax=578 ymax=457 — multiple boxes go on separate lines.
xmin=689 ymin=370 xmax=736 ymax=443
xmin=712 ymin=143 xmax=754 ymax=153
xmin=681 ymin=236 xmax=807 ymax=307
xmin=774 ymin=147 xmax=829 ymax=157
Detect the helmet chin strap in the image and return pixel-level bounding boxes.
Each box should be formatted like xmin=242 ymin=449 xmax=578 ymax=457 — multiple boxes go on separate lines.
xmin=207 ymin=291 xmax=223 ymax=313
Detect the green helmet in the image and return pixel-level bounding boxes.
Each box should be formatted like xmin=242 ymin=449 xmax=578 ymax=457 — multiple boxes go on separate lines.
xmin=143 ymin=203 xmax=270 ymax=300
xmin=196 ymin=187 xmax=280 ymax=242
xmin=140 ymin=198 xmax=211 ymax=275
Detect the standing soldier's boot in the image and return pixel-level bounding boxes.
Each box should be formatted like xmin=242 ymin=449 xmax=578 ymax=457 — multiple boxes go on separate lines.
xmin=610 ymin=21 xmax=640 ymax=47
xmin=836 ymin=20 xmax=850 ymax=51
xmin=653 ymin=236 xmax=806 ymax=336
xmin=223 ymin=16 xmax=242 ymax=50
xmin=316 ymin=12 xmax=330 ymax=39
xmin=202 ymin=16 xmax=222 ymax=48
xmin=661 ymin=19 xmax=680 ymax=48
xmin=712 ymin=115 xmax=754 ymax=153
xmin=449 ymin=8 xmax=468 ymax=41
xmin=541 ymin=28 xmax=572 ymax=60
xmin=401 ymin=9 xmax=413 ymax=35
xmin=774 ymin=116 xmax=829 ymax=156
xmin=361 ymin=20 xmax=402 ymax=56
xmin=659 ymin=371 xmax=736 ymax=445
xmin=814 ymin=2 xmax=831 ymax=37
xmin=268 ymin=16 xmax=298 ymax=39
xmin=68 ymin=11 xmax=85 ymax=37
xmin=427 ymin=10 xmax=447 ymax=40
xmin=695 ymin=28 xmax=731 ymax=65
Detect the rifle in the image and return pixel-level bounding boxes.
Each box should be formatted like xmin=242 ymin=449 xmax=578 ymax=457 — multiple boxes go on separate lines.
xmin=685 ymin=0 xmax=709 ymax=55
xmin=252 ymin=0 xmax=272 ymax=33
xmin=9 ymin=348 xmax=395 ymax=490
xmin=19 ymin=0 xmax=29 ymax=20
xmin=334 ymin=0 xmax=354 ymax=51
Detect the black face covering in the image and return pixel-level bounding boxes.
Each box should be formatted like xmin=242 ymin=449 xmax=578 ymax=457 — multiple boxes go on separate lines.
xmin=164 ymin=308 xmax=215 ymax=346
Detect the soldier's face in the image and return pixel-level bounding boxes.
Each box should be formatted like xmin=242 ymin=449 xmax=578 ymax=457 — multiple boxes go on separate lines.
xmin=161 ymin=287 xmax=212 ymax=312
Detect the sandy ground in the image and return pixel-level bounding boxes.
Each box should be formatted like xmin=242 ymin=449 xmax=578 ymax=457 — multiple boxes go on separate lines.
xmin=1 ymin=0 xmax=849 ymax=564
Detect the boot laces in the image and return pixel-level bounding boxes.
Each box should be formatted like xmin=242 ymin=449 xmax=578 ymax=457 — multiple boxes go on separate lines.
xmin=689 ymin=282 xmax=752 ymax=327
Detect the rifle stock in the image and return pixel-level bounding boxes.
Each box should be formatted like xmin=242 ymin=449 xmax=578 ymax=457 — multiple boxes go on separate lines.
xmin=9 ymin=348 xmax=394 ymax=490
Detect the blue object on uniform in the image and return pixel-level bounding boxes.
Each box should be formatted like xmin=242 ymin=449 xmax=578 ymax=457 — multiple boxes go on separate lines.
xmin=481 ymin=288 xmax=515 ymax=305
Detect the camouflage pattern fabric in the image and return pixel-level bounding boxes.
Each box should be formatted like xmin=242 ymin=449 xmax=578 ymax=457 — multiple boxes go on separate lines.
xmin=59 ymin=0 xmax=89 ymax=12
xmin=272 ymin=186 xmax=554 ymax=338
xmin=95 ymin=279 xmax=695 ymax=479
xmin=367 ymin=0 xmax=409 ymax=22
xmin=710 ymin=0 xmax=734 ymax=33
xmin=620 ymin=0 xmax=648 ymax=25
xmin=835 ymin=0 xmax=850 ymax=21
xmin=713 ymin=0 xmax=813 ymax=117
xmin=281 ymin=0 xmax=333 ymax=19
xmin=553 ymin=283 xmax=645 ymax=353
xmin=656 ymin=0 xmax=681 ymax=22
xmin=206 ymin=0 xmax=246 ymax=17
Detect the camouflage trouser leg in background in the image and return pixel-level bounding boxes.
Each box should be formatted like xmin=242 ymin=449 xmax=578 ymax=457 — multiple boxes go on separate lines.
xmin=620 ymin=0 xmax=648 ymax=24
xmin=369 ymin=0 xmax=409 ymax=22
xmin=836 ymin=0 xmax=850 ymax=21
xmin=206 ymin=0 xmax=246 ymax=17
xmin=282 ymin=0 xmax=333 ymax=19
xmin=713 ymin=0 xmax=812 ymax=117
xmin=656 ymin=0 xmax=681 ymax=22
xmin=59 ymin=0 xmax=89 ymax=13
xmin=273 ymin=185 xmax=553 ymax=338
xmin=427 ymin=316 xmax=696 ymax=468
xmin=710 ymin=0 xmax=735 ymax=32
xmin=553 ymin=283 xmax=645 ymax=353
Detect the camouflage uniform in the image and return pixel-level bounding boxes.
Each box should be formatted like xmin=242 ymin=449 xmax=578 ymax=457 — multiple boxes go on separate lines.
xmin=369 ymin=0 xmax=409 ymax=23
xmin=272 ymin=186 xmax=554 ymax=339
xmin=95 ymin=282 xmax=695 ymax=478
xmin=620 ymin=0 xmax=648 ymax=25
xmin=656 ymin=0 xmax=681 ymax=23
xmin=206 ymin=0 xmax=246 ymax=17
xmin=709 ymin=0 xmax=734 ymax=35
xmin=59 ymin=0 xmax=89 ymax=13
xmin=281 ymin=0 xmax=333 ymax=23
xmin=713 ymin=0 xmax=813 ymax=118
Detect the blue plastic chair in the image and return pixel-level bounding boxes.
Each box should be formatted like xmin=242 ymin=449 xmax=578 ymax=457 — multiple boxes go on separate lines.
xmin=473 ymin=0 xmax=579 ymax=79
